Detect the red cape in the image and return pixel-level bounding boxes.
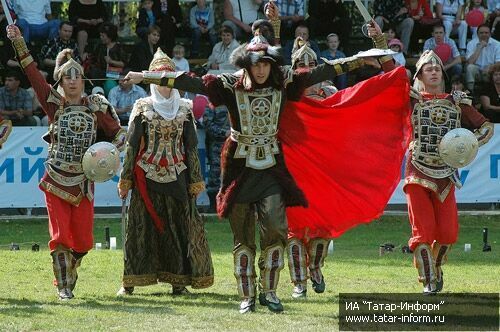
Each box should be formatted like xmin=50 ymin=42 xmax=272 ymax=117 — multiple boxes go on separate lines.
xmin=280 ymin=67 xmax=412 ymax=239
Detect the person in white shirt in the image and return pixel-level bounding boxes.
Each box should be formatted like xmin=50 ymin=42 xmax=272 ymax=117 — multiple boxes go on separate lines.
xmin=206 ymin=25 xmax=240 ymax=71
xmin=436 ymin=0 xmax=468 ymax=53
xmin=465 ymin=24 xmax=500 ymax=92
xmin=223 ymin=0 xmax=262 ymax=40
xmin=13 ymin=0 xmax=60 ymax=43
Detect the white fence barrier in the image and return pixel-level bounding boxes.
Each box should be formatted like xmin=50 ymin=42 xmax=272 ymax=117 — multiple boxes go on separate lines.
xmin=0 ymin=126 xmax=499 ymax=208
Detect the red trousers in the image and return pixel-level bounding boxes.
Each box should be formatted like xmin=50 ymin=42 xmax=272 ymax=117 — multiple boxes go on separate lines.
xmin=405 ymin=184 xmax=459 ymax=251
xmin=45 ymin=191 xmax=94 ymax=252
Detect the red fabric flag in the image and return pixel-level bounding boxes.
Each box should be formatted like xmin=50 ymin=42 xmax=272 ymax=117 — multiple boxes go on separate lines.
xmin=280 ymin=67 xmax=412 ymax=239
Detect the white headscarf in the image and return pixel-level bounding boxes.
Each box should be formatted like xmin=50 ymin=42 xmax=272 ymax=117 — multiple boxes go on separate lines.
xmin=150 ymin=84 xmax=180 ymax=120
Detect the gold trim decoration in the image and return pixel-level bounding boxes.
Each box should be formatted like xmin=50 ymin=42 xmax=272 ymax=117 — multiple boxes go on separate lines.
xmin=40 ymin=181 xmax=83 ymax=206
xmin=118 ymin=179 xmax=133 ymax=191
xmin=157 ymin=272 xmax=192 ymax=286
xmin=12 ymin=38 xmax=29 ymax=58
xmin=19 ymin=55 xmax=34 ymax=68
xmin=189 ymin=181 xmax=206 ymax=196
xmin=475 ymin=121 xmax=494 ymax=147
xmin=191 ymin=275 xmax=214 ymax=289
xmin=122 ymin=274 xmax=158 ymax=287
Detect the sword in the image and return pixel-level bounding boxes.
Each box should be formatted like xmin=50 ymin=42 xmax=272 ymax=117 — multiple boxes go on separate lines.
xmin=353 ymin=0 xmax=374 ymax=37
xmin=121 ymin=198 xmax=128 ymax=261
xmin=0 ymin=0 xmax=14 ymax=25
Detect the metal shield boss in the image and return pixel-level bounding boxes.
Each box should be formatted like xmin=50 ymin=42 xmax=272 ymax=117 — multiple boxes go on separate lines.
xmin=438 ymin=128 xmax=478 ymax=168
xmin=82 ymin=142 xmax=120 ymax=182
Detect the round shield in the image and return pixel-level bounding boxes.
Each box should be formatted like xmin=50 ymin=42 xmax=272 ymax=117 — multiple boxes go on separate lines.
xmin=465 ymin=9 xmax=484 ymax=28
xmin=438 ymin=128 xmax=479 ymax=168
xmin=82 ymin=142 xmax=121 ymax=182
xmin=434 ymin=43 xmax=452 ymax=63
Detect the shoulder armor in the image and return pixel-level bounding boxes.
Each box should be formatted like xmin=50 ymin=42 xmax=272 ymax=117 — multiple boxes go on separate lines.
xmin=87 ymin=94 xmax=111 ymax=113
xmin=410 ymin=87 xmax=422 ymax=101
xmin=452 ymin=90 xmax=472 ymax=106
xmin=219 ymin=73 xmax=237 ymax=92
xmin=128 ymin=97 xmax=153 ymax=125
xmin=282 ymin=66 xmax=294 ymax=87
xmin=47 ymin=87 xmax=64 ymax=106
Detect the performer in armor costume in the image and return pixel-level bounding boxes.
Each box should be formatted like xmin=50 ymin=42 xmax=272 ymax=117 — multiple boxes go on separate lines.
xmin=0 ymin=116 xmax=12 ymax=149
xmin=125 ymin=27 xmax=383 ymax=313
xmin=117 ymin=49 xmax=213 ymax=296
xmin=6 ymin=25 xmax=127 ymax=300
xmin=368 ymin=22 xmax=494 ymax=295
xmin=286 ymin=38 xmax=337 ymax=299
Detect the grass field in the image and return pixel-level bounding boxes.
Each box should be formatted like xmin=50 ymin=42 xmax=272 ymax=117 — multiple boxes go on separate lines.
xmin=0 ymin=215 xmax=498 ymax=331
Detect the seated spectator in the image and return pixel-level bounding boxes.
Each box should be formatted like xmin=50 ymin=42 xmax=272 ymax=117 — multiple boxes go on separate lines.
xmin=86 ymin=22 xmax=127 ymax=95
xmin=374 ymin=0 xmax=414 ymax=54
xmin=223 ymin=0 xmax=263 ymax=41
xmin=0 ymin=71 xmax=37 ymax=126
xmin=68 ymin=0 xmax=108 ymax=56
xmin=283 ymin=24 xmax=320 ymax=65
xmin=389 ymin=38 xmax=407 ymax=66
xmin=40 ymin=21 xmax=81 ymax=83
xmin=423 ymin=24 xmax=462 ymax=78
xmin=136 ymin=0 xmax=156 ymax=40
xmin=320 ymin=33 xmax=347 ymax=89
xmin=465 ymin=24 xmax=500 ymax=92
xmin=405 ymin=0 xmax=436 ymax=53
xmin=450 ymin=74 xmax=467 ymax=92
xmin=189 ymin=0 xmax=217 ymax=58
xmin=479 ymin=62 xmax=500 ymax=122
xmin=129 ymin=25 xmax=161 ymax=73
xmin=275 ymin=0 xmax=305 ymax=41
xmin=308 ymin=0 xmax=352 ymax=53
xmin=487 ymin=3 xmax=500 ymax=40
xmin=172 ymin=44 xmax=190 ymax=72
xmin=154 ymin=0 xmax=183 ymax=56
xmin=206 ymin=25 xmax=240 ymax=71
xmin=108 ymin=72 xmax=148 ymax=125
xmin=465 ymin=0 xmax=489 ymax=37
xmin=14 ymin=0 xmax=60 ymax=44
xmin=435 ymin=0 xmax=467 ymax=55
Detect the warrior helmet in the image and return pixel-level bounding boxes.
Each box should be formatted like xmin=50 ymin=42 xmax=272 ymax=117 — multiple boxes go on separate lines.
xmin=291 ymin=37 xmax=317 ymax=69
xmin=413 ymin=50 xmax=446 ymax=80
xmin=230 ymin=34 xmax=282 ymax=69
xmin=149 ymin=48 xmax=176 ymax=72
xmin=53 ymin=49 xmax=85 ymax=86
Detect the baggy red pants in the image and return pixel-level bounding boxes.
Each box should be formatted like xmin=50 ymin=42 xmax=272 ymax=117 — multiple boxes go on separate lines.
xmin=405 ymin=184 xmax=459 ymax=251
xmin=45 ymin=191 xmax=94 ymax=253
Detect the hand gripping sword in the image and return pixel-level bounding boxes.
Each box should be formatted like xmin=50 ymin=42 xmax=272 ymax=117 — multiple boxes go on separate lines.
xmin=353 ymin=0 xmax=374 ymax=37
xmin=0 ymin=0 xmax=14 ymax=25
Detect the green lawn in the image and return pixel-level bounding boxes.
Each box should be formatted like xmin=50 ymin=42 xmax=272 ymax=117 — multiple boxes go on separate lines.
xmin=0 ymin=215 xmax=498 ymax=331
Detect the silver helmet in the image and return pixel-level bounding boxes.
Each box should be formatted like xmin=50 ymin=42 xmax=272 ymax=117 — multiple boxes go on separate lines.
xmin=438 ymin=128 xmax=479 ymax=168
xmin=82 ymin=142 xmax=121 ymax=182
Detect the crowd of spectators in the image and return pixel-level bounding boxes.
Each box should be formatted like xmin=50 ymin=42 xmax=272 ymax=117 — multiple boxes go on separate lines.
xmin=0 ymin=0 xmax=498 ymax=128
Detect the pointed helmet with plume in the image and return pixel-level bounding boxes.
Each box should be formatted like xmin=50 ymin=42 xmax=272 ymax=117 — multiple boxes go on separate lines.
xmin=149 ymin=48 xmax=176 ymax=72
xmin=53 ymin=49 xmax=85 ymax=86
xmin=291 ymin=37 xmax=317 ymax=69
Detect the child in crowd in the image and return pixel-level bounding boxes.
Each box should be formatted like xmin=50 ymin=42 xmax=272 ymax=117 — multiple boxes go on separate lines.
xmin=319 ymin=33 xmax=347 ymax=89
xmin=136 ymin=0 xmax=156 ymax=40
xmin=388 ymin=38 xmax=412 ymax=79
xmin=384 ymin=27 xmax=398 ymax=43
xmin=172 ymin=44 xmax=190 ymax=72
xmin=190 ymin=0 xmax=217 ymax=58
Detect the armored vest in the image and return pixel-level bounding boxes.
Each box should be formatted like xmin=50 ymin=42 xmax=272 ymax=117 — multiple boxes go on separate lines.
xmin=136 ymin=102 xmax=190 ymax=183
xmin=410 ymin=95 xmax=461 ymax=179
xmin=46 ymin=104 xmax=97 ymax=186
xmin=231 ymin=87 xmax=282 ymax=170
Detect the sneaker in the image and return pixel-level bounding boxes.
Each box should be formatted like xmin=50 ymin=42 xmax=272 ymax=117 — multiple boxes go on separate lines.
xmin=239 ymin=297 xmax=256 ymax=314
xmin=311 ymin=277 xmax=326 ymax=293
xmin=291 ymin=284 xmax=307 ymax=299
xmin=116 ymin=286 xmax=134 ymax=296
xmin=57 ymin=288 xmax=74 ymax=300
xmin=172 ymin=286 xmax=190 ymax=295
xmin=258 ymin=292 xmax=284 ymax=313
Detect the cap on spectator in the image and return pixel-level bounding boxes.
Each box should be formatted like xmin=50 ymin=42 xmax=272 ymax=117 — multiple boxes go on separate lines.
xmin=388 ymin=38 xmax=404 ymax=50
xmin=92 ymin=86 xmax=105 ymax=96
